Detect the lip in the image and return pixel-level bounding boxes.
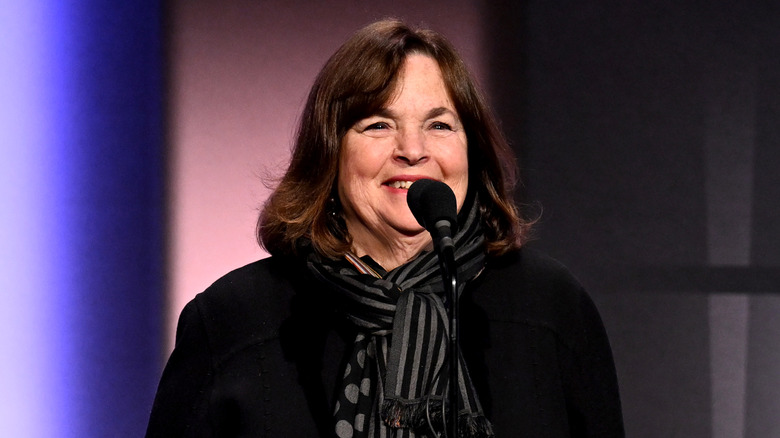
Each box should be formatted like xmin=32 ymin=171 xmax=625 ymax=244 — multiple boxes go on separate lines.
xmin=382 ymin=175 xmax=438 ymax=191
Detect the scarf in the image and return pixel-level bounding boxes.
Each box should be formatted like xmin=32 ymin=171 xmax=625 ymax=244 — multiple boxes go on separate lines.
xmin=307 ymin=197 xmax=495 ymax=438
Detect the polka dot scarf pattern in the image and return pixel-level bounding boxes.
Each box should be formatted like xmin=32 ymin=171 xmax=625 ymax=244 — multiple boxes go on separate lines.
xmin=307 ymin=198 xmax=495 ymax=437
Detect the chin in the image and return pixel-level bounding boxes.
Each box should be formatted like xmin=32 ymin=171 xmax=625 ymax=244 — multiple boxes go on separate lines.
xmin=396 ymin=215 xmax=425 ymax=232
xmin=394 ymin=223 xmax=427 ymax=237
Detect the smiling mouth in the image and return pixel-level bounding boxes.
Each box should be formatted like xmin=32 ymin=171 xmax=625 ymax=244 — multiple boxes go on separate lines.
xmin=386 ymin=180 xmax=415 ymax=189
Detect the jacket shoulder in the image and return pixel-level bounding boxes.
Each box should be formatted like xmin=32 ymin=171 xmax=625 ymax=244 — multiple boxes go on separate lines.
xmin=484 ymin=247 xmax=585 ymax=302
xmin=188 ymin=256 xmax=308 ymax=360
xmin=476 ymin=247 xmax=598 ymax=344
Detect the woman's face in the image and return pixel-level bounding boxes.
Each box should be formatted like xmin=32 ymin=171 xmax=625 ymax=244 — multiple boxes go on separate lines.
xmin=338 ymin=54 xmax=469 ymax=250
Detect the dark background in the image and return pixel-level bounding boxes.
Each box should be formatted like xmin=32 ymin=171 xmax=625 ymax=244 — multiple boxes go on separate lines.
xmin=489 ymin=2 xmax=780 ymax=437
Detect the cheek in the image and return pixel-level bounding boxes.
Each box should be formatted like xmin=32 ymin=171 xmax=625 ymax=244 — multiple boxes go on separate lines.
xmin=338 ymin=139 xmax=361 ymax=185
xmin=442 ymin=139 xmax=469 ymax=178
xmin=341 ymin=144 xmax=388 ymax=182
xmin=443 ymin=139 xmax=470 ymax=207
xmin=337 ymin=144 xmax=382 ymax=203
xmin=339 ymin=154 xmax=367 ymax=189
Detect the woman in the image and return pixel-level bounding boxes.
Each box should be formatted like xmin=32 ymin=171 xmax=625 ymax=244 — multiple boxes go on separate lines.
xmin=147 ymin=19 xmax=624 ymax=437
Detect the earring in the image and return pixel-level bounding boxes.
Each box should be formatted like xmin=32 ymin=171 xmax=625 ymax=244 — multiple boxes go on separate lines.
xmin=327 ymin=197 xmax=339 ymax=217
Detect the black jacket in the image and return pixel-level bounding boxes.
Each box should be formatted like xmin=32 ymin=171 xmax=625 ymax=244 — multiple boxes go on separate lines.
xmin=146 ymin=248 xmax=624 ymax=437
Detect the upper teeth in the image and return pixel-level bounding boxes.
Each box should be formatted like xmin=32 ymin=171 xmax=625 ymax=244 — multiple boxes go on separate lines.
xmin=389 ymin=180 xmax=414 ymax=189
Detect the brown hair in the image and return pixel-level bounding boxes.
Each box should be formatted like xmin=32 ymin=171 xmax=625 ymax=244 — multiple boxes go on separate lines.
xmin=258 ymin=19 xmax=530 ymax=258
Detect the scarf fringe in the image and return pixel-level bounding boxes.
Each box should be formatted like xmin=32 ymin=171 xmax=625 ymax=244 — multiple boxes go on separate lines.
xmin=459 ymin=413 xmax=495 ymax=438
xmin=381 ymin=398 xmax=438 ymax=429
xmin=381 ymin=399 xmax=495 ymax=437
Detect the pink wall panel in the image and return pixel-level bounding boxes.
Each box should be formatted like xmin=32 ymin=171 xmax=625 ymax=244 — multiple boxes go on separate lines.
xmin=167 ymin=1 xmax=487 ymax=347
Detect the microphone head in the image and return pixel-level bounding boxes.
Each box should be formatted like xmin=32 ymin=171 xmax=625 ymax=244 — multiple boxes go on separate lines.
xmin=407 ymin=179 xmax=458 ymax=235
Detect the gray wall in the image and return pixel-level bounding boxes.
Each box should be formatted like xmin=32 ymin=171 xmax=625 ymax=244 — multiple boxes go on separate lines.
xmin=486 ymin=2 xmax=780 ymax=437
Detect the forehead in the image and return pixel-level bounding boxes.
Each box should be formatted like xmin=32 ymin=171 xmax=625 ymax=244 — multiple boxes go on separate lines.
xmin=384 ymin=54 xmax=454 ymax=109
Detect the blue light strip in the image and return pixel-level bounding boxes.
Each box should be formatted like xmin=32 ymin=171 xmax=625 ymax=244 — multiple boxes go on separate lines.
xmin=0 ymin=2 xmax=164 ymax=436
xmin=1 ymin=2 xmax=64 ymax=436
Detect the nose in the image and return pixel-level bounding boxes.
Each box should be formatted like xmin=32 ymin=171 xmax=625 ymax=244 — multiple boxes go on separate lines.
xmin=393 ymin=128 xmax=428 ymax=165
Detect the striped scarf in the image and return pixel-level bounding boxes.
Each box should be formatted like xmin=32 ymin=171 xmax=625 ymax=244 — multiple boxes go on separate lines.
xmin=307 ymin=198 xmax=495 ymax=437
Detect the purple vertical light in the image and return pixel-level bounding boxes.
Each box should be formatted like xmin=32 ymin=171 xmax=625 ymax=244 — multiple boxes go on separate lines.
xmin=0 ymin=1 xmax=165 ymax=436
xmin=0 ymin=2 xmax=66 ymax=436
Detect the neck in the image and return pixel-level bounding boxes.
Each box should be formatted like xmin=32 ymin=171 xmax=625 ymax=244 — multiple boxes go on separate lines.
xmin=348 ymin=228 xmax=432 ymax=271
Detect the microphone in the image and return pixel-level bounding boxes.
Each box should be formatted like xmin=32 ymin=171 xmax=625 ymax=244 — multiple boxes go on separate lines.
xmin=407 ymin=178 xmax=461 ymax=438
xmin=406 ymin=179 xmax=458 ymax=251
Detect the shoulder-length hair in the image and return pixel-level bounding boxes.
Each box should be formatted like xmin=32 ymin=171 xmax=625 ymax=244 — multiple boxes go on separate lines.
xmin=258 ymin=19 xmax=530 ymax=258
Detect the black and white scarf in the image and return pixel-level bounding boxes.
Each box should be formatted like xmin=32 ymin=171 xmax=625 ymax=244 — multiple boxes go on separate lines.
xmin=307 ymin=197 xmax=495 ymax=438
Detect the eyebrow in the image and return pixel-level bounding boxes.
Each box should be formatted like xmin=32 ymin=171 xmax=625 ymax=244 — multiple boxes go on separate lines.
xmin=372 ymin=106 xmax=457 ymax=120
xmin=426 ymin=107 xmax=453 ymax=119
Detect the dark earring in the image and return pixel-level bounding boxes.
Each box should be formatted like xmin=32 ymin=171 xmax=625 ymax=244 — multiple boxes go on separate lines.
xmin=326 ymin=196 xmax=347 ymax=240
xmin=327 ymin=197 xmax=339 ymax=217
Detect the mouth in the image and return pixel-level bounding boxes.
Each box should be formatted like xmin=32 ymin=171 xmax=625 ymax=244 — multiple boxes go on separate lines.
xmin=383 ymin=176 xmax=435 ymax=190
xmin=386 ymin=180 xmax=415 ymax=189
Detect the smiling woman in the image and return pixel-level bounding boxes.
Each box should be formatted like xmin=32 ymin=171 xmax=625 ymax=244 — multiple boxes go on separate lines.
xmin=147 ymin=18 xmax=624 ymax=438
xmin=338 ymin=54 xmax=470 ymax=270
xmin=257 ymin=20 xmax=526 ymax=262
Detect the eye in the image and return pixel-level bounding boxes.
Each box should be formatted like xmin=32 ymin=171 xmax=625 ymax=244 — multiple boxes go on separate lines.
xmin=430 ymin=121 xmax=453 ymax=131
xmin=364 ymin=122 xmax=390 ymax=131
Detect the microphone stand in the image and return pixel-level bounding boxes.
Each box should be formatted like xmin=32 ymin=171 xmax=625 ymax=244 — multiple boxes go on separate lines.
xmin=434 ymin=220 xmax=459 ymax=438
